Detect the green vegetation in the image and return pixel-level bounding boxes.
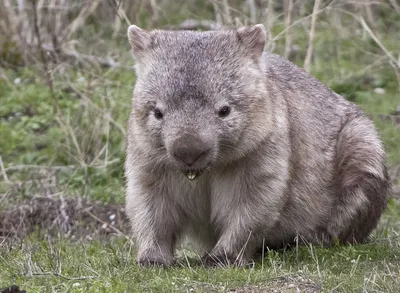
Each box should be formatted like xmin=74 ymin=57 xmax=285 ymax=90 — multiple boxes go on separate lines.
xmin=1 ymin=200 xmax=399 ymax=292
xmin=0 ymin=0 xmax=399 ymax=292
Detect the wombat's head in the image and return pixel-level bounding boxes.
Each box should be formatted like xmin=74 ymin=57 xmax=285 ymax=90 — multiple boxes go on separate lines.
xmin=128 ymin=25 xmax=271 ymax=179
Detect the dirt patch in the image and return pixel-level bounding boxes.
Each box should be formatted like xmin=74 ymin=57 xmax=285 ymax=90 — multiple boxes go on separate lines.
xmin=0 ymin=194 xmax=130 ymax=243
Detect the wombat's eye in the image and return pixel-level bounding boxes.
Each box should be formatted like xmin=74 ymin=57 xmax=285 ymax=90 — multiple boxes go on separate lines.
xmin=218 ymin=106 xmax=231 ymax=118
xmin=154 ymin=108 xmax=164 ymax=120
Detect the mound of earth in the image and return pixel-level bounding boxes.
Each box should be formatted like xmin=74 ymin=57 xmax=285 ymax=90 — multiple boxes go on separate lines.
xmin=0 ymin=195 xmax=130 ymax=242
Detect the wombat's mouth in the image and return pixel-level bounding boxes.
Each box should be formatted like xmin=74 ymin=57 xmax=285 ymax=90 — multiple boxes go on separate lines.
xmin=182 ymin=170 xmax=202 ymax=180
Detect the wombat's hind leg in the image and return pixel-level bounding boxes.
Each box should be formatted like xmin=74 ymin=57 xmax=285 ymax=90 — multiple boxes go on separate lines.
xmin=327 ymin=113 xmax=391 ymax=244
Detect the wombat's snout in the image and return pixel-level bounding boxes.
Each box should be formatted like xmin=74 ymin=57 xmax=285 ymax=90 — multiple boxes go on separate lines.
xmin=171 ymin=134 xmax=212 ymax=168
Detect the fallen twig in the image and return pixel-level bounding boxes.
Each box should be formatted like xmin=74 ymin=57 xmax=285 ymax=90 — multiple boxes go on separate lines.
xmin=29 ymin=272 xmax=95 ymax=281
xmin=0 ymin=155 xmax=11 ymax=184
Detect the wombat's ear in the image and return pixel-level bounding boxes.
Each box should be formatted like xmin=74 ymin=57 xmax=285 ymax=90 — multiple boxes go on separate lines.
xmin=236 ymin=24 xmax=266 ymax=59
xmin=127 ymin=25 xmax=152 ymax=58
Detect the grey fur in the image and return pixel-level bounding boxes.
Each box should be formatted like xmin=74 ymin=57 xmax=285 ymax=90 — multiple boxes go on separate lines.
xmin=125 ymin=24 xmax=391 ymax=267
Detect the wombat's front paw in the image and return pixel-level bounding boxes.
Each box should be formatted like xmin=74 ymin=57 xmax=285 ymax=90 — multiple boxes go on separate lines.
xmin=137 ymin=258 xmax=169 ymax=267
xmin=137 ymin=252 xmax=173 ymax=267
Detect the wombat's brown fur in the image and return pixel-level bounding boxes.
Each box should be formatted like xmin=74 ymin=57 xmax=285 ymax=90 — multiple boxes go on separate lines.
xmin=125 ymin=24 xmax=391 ymax=267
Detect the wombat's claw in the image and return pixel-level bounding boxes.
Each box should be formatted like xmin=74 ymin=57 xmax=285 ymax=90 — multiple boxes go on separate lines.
xmin=137 ymin=258 xmax=170 ymax=267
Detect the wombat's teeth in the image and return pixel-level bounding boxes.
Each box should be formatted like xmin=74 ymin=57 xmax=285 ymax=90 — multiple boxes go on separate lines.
xmin=187 ymin=172 xmax=197 ymax=180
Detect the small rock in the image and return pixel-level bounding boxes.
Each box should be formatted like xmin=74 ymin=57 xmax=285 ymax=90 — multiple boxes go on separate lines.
xmin=374 ymin=87 xmax=385 ymax=95
xmin=109 ymin=214 xmax=116 ymax=221
xmin=0 ymin=285 xmax=26 ymax=293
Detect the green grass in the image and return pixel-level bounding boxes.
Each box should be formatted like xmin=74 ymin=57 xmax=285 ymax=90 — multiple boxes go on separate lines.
xmin=1 ymin=3 xmax=400 ymax=292
xmin=1 ymin=201 xmax=399 ymax=292
xmin=0 ymin=67 xmax=132 ymax=203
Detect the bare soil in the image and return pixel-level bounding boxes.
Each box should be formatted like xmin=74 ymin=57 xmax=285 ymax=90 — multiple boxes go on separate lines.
xmin=0 ymin=194 xmax=130 ymax=243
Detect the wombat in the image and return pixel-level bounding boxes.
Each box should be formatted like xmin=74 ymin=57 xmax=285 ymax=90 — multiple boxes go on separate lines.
xmin=125 ymin=24 xmax=391 ymax=267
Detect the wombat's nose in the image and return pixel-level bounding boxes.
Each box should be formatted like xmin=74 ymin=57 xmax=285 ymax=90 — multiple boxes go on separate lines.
xmin=172 ymin=135 xmax=211 ymax=167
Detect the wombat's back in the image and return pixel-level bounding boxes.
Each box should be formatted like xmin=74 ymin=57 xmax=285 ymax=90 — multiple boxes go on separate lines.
xmin=260 ymin=51 xmax=390 ymax=246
